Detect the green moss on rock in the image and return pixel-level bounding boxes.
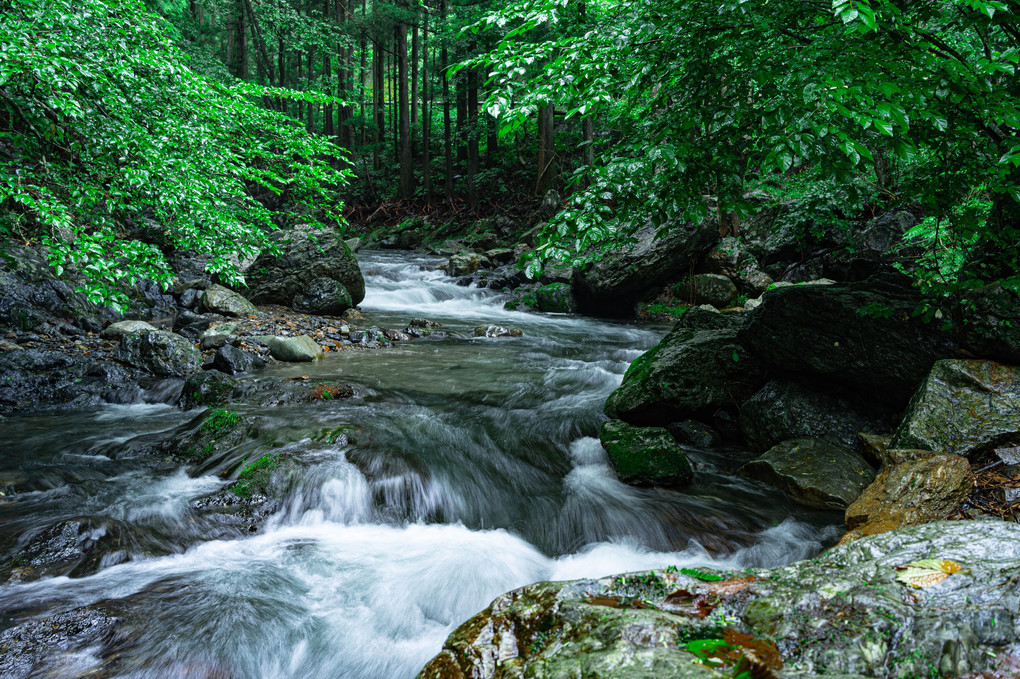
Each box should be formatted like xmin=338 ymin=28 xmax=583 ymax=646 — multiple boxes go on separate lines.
xmin=599 ymin=419 xmax=693 ymax=487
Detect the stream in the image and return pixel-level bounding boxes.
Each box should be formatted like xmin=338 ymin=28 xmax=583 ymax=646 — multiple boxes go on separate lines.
xmin=0 ymin=251 xmax=839 ymax=678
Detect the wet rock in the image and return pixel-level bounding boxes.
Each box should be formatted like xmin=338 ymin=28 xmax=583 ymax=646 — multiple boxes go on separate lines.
xmin=739 ymin=380 xmax=891 ymax=453
xmin=409 ymin=318 xmax=442 ymax=328
xmin=99 ymin=320 xmax=157 ymax=339
xmin=0 ymin=339 xmax=22 ymax=351
xmin=534 ymin=283 xmax=576 ymax=313
xmin=230 ymin=452 xmax=301 ymax=499
xmin=841 ymin=453 xmax=972 ymax=543
xmin=449 ymin=253 xmax=490 ymax=277
xmin=738 ymin=275 xmax=958 ymax=406
xmin=572 ymin=221 xmax=719 ymax=317
xmin=738 ymin=437 xmax=876 ymax=509
xmin=485 ymin=248 xmax=516 ymax=265
xmin=684 ymin=273 xmax=737 ymax=308
xmin=198 ymin=321 xmax=238 ymax=350
xmin=605 ymin=307 xmax=766 ymax=425
xmin=383 ymin=329 xmax=411 ymax=341
xmin=892 ymin=359 xmax=1020 ymax=458
xmin=824 ymin=210 xmax=922 ymax=281
xmin=857 ymin=432 xmax=895 ymax=467
xmin=472 ymin=324 xmax=523 ymax=338
xmin=254 ymin=334 xmax=323 ymax=362
xmin=666 ymin=420 xmax=721 ymax=448
xmin=115 ymin=330 xmax=201 ymax=377
xmin=342 ymin=308 xmax=364 ymax=321
xmin=180 ymin=369 xmax=237 ymax=409
xmin=0 ymin=607 xmax=118 ymax=679
xmin=599 ymin=419 xmax=693 ymax=487
xmin=345 ymin=236 xmax=363 ymax=252
xmin=200 ymin=283 xmax=257 ymax=318
xmin=177 ymin=287 xmax=203 ymax=310
xmin=292 ymin=276 xmax=353 ymax=316
xmin=4 ymin=518 xmax=131 ymax=580
xmin=212 ymin=344 xmax=266 ymax=375
xmin=419 ymin=521 xmax=1020 ymax=679
xmin=955 ymin=283 xmax=1020 ymax=363
xmin=247 ymin=230 xmax=365 ymax=309
xmin=0 ymin=244 xmax=102 ymax=334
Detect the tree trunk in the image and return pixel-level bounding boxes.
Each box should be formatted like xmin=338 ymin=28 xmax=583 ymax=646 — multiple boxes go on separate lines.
xmin=410 ymin=25 xmax=419 ymax=127
xmin=441 ymin=0 xmax=453 ymax=200
xmin=467 ymin=66 xmax=480 ymax=211
xmin=360 ymin=0 xmax=367 ymax=145
xmin=322 ymin=0 xmax=334 ymax=137
xmin=398 ymin=22 xmax=414 ymax=199
xmin=536 ymin=101 xmax=556 ymax=194
xmin=236 ymin=0 xmax=249 ymax=80
xmin=421 ymin=10 xmax=431 ymax=196
xmin=373 ymin=39 xmax=384 ymax=170
xmin=456 ymin=74 xmax=467 ymax=164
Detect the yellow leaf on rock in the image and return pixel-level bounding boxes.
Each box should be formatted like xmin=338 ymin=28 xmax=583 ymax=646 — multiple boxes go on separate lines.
xmin=894 ymin=559 xmax=966 ymax=588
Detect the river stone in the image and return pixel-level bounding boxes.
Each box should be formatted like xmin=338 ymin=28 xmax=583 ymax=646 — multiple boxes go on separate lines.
xmin=534 ymin=283 xmax=576 ymax=313
xmin=199 ymin=321 xmax=238 ymax=351
xmin=892 ymin=359 xmax=1020 ymax=458
xmin=100 ymin=320 xmax=157 ymax=339
xmin=448 ymin=253 xmax=489 ymax=277
xmin=212 ymin=344 xmax=266 ymax=375
xmin=684 ymin=273 xmax=737 ymax=308
xmin=666 ymin=419 xmax=721 ymax=448
xmin=116 ymin=330 xmax=201 ymax=377
xmin=738 ymin=437 xmax=876 ymax=509
xmin=200 ymin=284 xmax=257 ymax=318
xmin=292 ymin=277 xmax=353 ymax=316
xmin=605 ymin=307 xmax=766 ymax=425
xmin=180 ymin=369 xmax=237 ymax=409
xmin=0 ymin=607 xmax=119 ymax=678
xmin=840 ymin=453 xmax=972 ymax=544
xmin=571 ymin=220 xmax=719 ymax=317
xmin=255 ymin=335 xmax=323 ymax=362
xmin=739 ymin=380 xmax=891 ymax=453
xmin=599 ymin=419 xmax=693 ymax=487
xmin=738 ymin=274 xmax=958 ymax=406
xmin=246 ymin=230 xmax=365 ymax=309
xmin=345 ymin=237 xmax=363 ymax=252
xmin=473 ymin=324 xmax=523 ymax=338
xmin=419 ymin=520 xmax=1020 ymax=679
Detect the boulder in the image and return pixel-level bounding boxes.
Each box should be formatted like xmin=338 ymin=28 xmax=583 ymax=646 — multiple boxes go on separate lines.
xmin=533 ymin=283 xmax=576 ymax=313
xmin=212 ymin=344 xmax=266 ymax=375
xmin=683 ymin=273 xmax=737 ymax=308
xmin=100 ymin=320 xmax=157 ymax=339
xmin=0 ymin=350 xmax=133 ymax=415
xmin=198 ymin=321 xmax=238 ymax=351
xmin=180 ymin=369 xmax=237 ymax=409
xmin=0 ymin=244 xmax=101 ymax=334
xmin=955 ymin=283 xmax=1020 ymax=363
xmin=598 ymin=419 xmax=693 ymax=487
xmin=605 ymin=308 xmax=766 ymax=425
xmin=0 ymin=607 xmax=119 ymax=678
xmin=291 ymin=277 xmax=353 ymax=316
xmin=665 ymin=419 xmax=721 ymax=448
xmin=473 ymin=325 xmax=523 ymax=338
xmin=344 ymin=237 xmax=363 ymax=252
xmin=115 ymin=330 xmax=201 ymax=377
xmin=200 ymin=284 xmax=257 ymax=318
xmin=824 ymin=210 xmax=922 ymax=281
xmin=739 ymin=380 xmax=891 ymax=453
xmin=738 ymin=275 xmax=958 ymax=406
xmin=246 ymin=230 xmax=365 ymax=310
xmin=254 ymin=335 xmax=323 ymax=362
xmin=572 ymin=221 xmax=719 ymax=317
xmin=892 ymin=359 xmax=1020 ymax=458
xmin=449 ymin=253 xmax=490 ymax=277
xmin=840 ymin=453 xmax=972 ymax=543
xmin=738 ymin=437 xmax=877 ymax=510
xmin=419 ymin=521 xmax=1020 ymax=679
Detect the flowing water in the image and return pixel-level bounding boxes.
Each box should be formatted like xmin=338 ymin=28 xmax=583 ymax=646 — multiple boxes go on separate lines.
xmin=0 ymin=251 xmax=840 ymax=678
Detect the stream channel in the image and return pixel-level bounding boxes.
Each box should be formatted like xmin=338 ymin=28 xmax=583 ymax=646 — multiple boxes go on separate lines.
xmin=0 ymin=251 xmax=840 ymax=678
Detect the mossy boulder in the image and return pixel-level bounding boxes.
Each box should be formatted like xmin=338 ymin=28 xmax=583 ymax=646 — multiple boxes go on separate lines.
xmin=738 ymin=437 xmax=876 ymax=510
xmin=179 ymin=369 xmax=237 ymax=409
xmin=684 ymin=273 xmax=737 ymax=308
xmin=892 ymin=359 xmax=1020 ymax=458
xmin=115 ymin=330 xmax=201 ymax=377
xmin=292 ymin=276 xmax=353 ymax=316
xmin=534 ymin=283 xmax=576 ymax=313
xmin=230 ymin=452 xmax=299 ymax=498
xmin=420 ymin=521 xmax=1020 ymax=679
xmin=246 ymin=230 xmax=365 ymax=309
xmin=599 ymin=419 xmax=692 ymax=487
xmin=605 ymin=307 xmax=766 ymax=425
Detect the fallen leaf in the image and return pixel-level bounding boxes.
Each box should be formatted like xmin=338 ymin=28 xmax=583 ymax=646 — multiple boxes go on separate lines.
xmin=895 ymin=559 xmax=966 ymax=588
xmin=704 ymin=575 xmax=756 ymax=595
xmin=585 ymin=594 xmax=650 ymax=609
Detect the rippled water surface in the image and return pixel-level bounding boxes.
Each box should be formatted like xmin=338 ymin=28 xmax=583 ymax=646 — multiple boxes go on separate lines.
xmin=0 ymin=251 xmax=839 ymax=678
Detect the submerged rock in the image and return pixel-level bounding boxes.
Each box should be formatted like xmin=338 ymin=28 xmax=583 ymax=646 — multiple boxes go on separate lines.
xmin=115 ymin=330 xmax=201 ymax=377
xmin=0 ymin=607 xmax=118 ymax=679
xmin=841 ymin=453 xmax=971 ymax=543
xmin=422 ymin=521 xmax=1020 ymax=679
xmin=892 ymin=359 xmax=1020 ymax=458
xmin=605 ymin=308 xmax=765 ymax=425
xmin=180 ymin=369 xmax=237 ymax=409
xmin=739 ymin=437 xmax=876 ymax=510
xmin=473 ymin=324 xmax=523 ymax=338
xmin=599 ymin=419 xmax=693 ymax=487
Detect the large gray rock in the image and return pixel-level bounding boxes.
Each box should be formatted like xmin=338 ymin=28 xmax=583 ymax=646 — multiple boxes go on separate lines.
xmin=291 ymin=277 xmax=353 ymax=316
xmin=0 ymin=349 xmax=132 ymax=415
xmin=255 ymin=335 xmax=323 ymax=362
xmin=572 ymin=221 xmax=719 ymax=317
xmin=605 ymin=308 xmax=766 ymax=425
xmin=419 ymin=521 xmax=1020 ymax=679
xmin=100 ymin=320 xmax=157 ymax=339
xmin=738 ymin=275 xmax=958 ymax=406
xmin=246 ymin=230 xmax=365 ymax=311
xmin=738 ymin=437 xmax=877 ymax=510
xmin=212 ymin=344 xmax=266 ymax=375
xmin=599 ymin=420 xmax=693 ymax=487
xmin=683 ymin=273 xmax=737 ymax=308
xmin=200 ymin=284 xmax=256 ymax=318
xmin=892 ymin=359 xmax=1020 ymax=458
xmin=0 ymin=244 xmax=101 ymax=333
xmin=115 ymin=330 xmax=201 ymax=377
xmin=739 ymin=380 xmax=891 ymax=452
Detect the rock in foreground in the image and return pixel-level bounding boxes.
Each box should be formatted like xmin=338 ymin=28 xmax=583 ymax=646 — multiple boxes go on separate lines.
xmin=419 ymin=521 xmax=1020 ymax=679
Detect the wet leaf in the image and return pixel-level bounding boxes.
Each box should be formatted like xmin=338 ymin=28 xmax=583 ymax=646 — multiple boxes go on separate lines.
xmin=724 ymin=629 xmax=784 ymax=670
xmin=585 ymin=594 xmax=650 ymax=609
xmin=662 ymin=589 xmax=718 ymax=618
xmin=895 ymin=559 xmax=966 ymax=588
xmin=704 ymin=575 xmax=756 ymax=595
